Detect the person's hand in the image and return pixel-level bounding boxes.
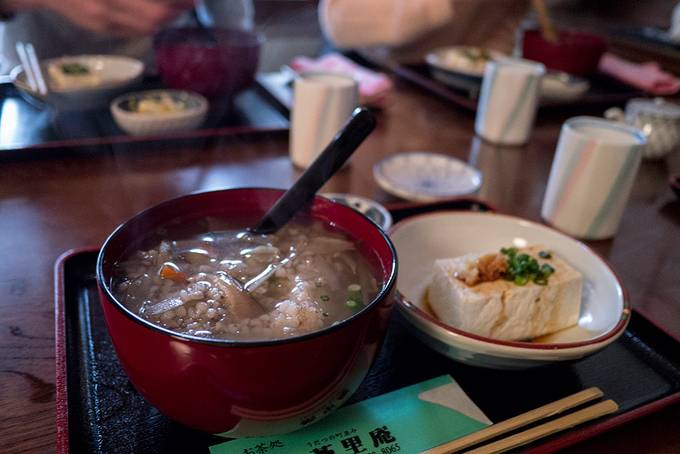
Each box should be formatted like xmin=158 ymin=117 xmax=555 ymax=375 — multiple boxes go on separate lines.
xmin=7 ymin=0 xmax=195 ymax=37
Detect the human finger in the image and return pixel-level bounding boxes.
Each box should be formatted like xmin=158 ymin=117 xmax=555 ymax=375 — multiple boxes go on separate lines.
xmin=106 ymin=0 xmax=188 ymax=35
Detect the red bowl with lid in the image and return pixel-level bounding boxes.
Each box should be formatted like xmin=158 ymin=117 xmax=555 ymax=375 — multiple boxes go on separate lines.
xmin=522 ymin=28 xmax=607 ymax=76
xmin=154 ymin=27 xmax=262 ymax=99
xmin=96 ymin=188 xmax=397 ymax=436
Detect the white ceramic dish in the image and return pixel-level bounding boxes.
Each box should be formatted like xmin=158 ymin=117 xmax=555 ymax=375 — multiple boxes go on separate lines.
xmin=426 ymin=48 xmax=590 ymax=103
xmin=321 ymin=193 xmax=393 ymax=231
xmin=541 ymin=71 xmax=590 ymax=101
xmin=426 ymin=46 xmax=505 ymax=78
xmin=11 ymin=55 xmax=144 ymax=111
xmin=425 ymin=46 xmax=505 ymax=95
xmin=373 ymin=152 xmax=482 ymax=202
xmin=390 ymin=211 xmax=630 ymax=369
xmin=110 ymin=89 xmax=208 ymax=136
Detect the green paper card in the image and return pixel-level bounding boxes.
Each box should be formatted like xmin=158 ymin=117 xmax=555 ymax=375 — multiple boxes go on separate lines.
xmin=210 ymin=375 xmax=489 ymax=454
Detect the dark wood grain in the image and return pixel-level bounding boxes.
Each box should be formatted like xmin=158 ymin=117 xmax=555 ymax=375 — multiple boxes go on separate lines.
xmin=0 ymin=77 xmax=679 ymax=454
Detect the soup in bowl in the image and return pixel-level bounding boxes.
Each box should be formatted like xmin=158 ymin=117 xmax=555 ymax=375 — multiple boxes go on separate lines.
xmin=96 ymin=188 xmax=397 ymax=436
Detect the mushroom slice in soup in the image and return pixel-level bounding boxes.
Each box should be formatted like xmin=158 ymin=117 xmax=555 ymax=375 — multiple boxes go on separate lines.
xmin=178 ymin=247 xmax=214 ymax=265
xmin=145 ymin=296 xmax=185 ymax=316
xmin=215 ymin=271 xmax=266 ymax=319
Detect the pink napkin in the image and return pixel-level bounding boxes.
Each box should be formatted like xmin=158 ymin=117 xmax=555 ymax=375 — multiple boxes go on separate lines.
xmin=598 ymin=52 xmax=680 ymax=95
xmin=289 ymin=53 xmax=393 ymax=107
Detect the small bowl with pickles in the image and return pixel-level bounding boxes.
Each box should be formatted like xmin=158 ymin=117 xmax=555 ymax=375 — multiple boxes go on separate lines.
xmin=110 ymin=89 xmax=208 ymax=136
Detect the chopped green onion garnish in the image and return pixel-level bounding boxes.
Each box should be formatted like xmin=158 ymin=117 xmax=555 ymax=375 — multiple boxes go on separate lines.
xmin=501 ymin=247 xmax=518 ymax=256
xmin=538 ymin=250 xmax=552 ymax=259
xmin=346 ymin=284 xmax=363 ymax=308
xmin=514 ymin=275 xmax=529 ymax=286
xmin=500 ymin=247 xmax=557 ymax=286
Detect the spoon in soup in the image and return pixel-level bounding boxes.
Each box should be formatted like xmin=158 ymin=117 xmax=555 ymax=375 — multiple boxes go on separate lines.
xmin=214 ymin=107 xmax=377 ymax=315
xmin=254 ymin=107 xmax=377 ymax=234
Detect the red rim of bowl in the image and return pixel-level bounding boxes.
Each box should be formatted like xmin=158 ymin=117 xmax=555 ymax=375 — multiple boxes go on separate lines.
xmin=96 ymin=188 xmax=398 ymax=348
xmin=390 ymin=210 xmax=631 ymax=351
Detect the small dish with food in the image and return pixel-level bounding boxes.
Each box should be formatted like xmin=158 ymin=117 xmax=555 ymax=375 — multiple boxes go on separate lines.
xmin=321 ymin=193 xmax=393 ymax=231
xmin=540 ymin=71 xmax=590 ymax=101
xmin=11 ymin=54 xmax=144 ymax=111
xmin=96 ymin=188 xmax=397 ymax=435
xmin=110 ymin=89 xmax=208 ymax=136
xmin=425 ymin=46 xmax=506 ymax=95
xmin=390 ymin=211 xmax=630 ymax=369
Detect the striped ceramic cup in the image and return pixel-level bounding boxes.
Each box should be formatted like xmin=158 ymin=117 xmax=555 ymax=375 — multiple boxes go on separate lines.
xmin=475 ymin=58 xmax=545 ymax=146
xmin=290 ymin=72 xmax=359 ymax=168
xmin=541 ymin=117 xmax=646 ymax=239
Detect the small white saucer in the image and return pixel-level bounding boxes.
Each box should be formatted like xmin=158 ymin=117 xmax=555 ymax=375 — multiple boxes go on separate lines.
xmin=373 ymin=152 xmax=482 ymax=202
xmin=321 ymin=193 xmax=393 ymax=231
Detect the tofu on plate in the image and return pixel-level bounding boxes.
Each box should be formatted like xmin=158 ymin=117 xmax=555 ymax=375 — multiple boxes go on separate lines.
xmin=427 ymin=245 xmax=583 ymax=341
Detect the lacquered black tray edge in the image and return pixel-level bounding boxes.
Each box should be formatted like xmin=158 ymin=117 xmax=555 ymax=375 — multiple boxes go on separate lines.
xmin=0 ymin=80 xmax=289 ymax=157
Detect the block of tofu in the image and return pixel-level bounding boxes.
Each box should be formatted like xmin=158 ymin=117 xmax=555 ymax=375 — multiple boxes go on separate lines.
xmin=47 ymin=62 xmax=101 ymax=90
xmin=428 ymin=245 xmax=582 ymax=341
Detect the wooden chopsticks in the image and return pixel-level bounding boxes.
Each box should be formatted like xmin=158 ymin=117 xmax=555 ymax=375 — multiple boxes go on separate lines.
xmin=422 ymin=387 xmax=618 ymax=454
xmin=15 ymin=41 xmax=48 ymax=96
xmin=531 ymin=0 xmax=559 ymax=43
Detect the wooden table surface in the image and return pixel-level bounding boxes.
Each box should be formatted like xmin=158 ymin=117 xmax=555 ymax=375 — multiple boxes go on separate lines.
xmin=1 ymin=79 xmax=679 ymax=453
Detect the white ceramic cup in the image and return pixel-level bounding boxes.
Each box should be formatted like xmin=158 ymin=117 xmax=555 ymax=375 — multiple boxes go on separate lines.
xmin=289 ymin=72 xmax=359 ymax=168
xmin=475 ymin=58 xmax=545 ymax=146
xmin=541 ymin=117 xmax=646 ymax=240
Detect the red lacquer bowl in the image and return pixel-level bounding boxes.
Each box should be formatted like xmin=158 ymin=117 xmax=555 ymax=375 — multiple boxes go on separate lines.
xmin=96 ymin=188 xmax=397 ymax=436
xmin=154 ymin=27 xmax=262 ymax=99
xmin=522 ymin=28 xmax=606 ymax=77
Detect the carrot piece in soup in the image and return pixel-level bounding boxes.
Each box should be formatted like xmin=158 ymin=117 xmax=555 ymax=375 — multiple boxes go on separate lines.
xmin=159 ymin=262 xmax=187 ymax=283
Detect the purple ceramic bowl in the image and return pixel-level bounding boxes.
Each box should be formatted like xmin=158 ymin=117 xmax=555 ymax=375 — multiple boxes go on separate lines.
xmin=154 ymin=27 xmax=262 ymax=99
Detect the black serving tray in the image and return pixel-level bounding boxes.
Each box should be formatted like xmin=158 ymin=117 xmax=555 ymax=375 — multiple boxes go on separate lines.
xmin=392 ymin=64 xmax=647 ymax=113
xmin=0 ymin=76 xmax=288 ymax=156
xmin=56 ymin=199 xmax=680 ymax=454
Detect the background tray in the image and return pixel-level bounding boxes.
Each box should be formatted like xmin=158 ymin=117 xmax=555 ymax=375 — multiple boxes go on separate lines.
xmin=392 ymin=64 xmax=647 ymax=113
xmin=56 ymin=199 xmax=680 ymax=453
xmin=0 ymin=77 xmax=288 ymax=155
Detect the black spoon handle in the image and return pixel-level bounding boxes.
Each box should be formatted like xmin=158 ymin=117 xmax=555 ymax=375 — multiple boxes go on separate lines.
xmin=254 ymin=107 xmax=377 ymax=234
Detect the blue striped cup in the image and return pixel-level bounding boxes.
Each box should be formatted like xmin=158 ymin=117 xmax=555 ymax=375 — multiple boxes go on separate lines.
xmin=541 ymin=117 xmax=646 ymax=239
xmin=475 ymin=58 xmax=545 ymax=146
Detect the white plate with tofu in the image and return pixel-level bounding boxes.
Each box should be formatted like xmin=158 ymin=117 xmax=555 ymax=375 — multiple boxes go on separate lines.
xmin=390 ymin=211 xmax=630 ymax=369
xmin=11 ymin=55 xmax=144 ymax=111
